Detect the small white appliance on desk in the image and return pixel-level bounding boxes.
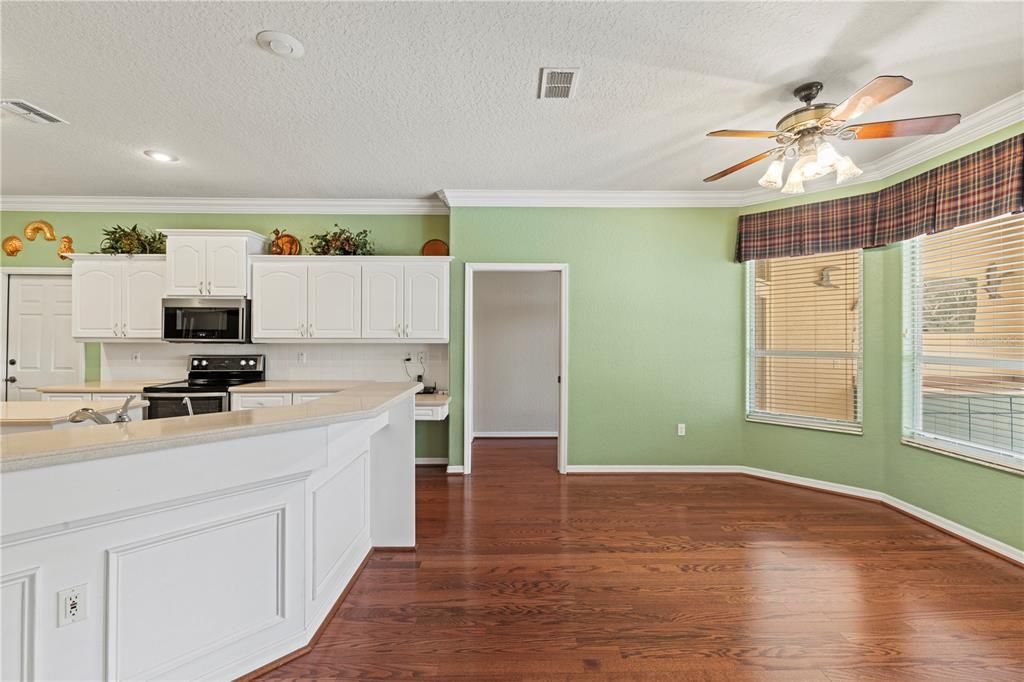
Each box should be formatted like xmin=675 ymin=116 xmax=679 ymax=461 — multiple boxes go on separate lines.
xmin=142 ymin=354 xmax=265 ymax=419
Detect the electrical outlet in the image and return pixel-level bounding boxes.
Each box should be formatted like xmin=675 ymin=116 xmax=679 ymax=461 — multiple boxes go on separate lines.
xmin=677 ymin=424 xmax=686 ymax=436
xmin=297 ymin=351 xmax=307 ymax=365
xmin=57 ymin=584 xmax=87 ymax=627
xmin=130 ymin=352 xmax=142 ymax=364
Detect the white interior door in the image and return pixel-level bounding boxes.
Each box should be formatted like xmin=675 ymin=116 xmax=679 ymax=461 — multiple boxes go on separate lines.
xmin=361 ymin=263 xmax=404 ymax=338
xmin=5 ymin=275 xmax=83 ymax=401
xmin=308 ymin=263 xmax=361 ymax=339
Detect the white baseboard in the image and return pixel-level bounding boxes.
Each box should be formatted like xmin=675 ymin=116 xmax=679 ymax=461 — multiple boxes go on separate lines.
xmin=473 ymin=431 xmax=558 ymax=438
xmin=415 ymin=458 xmax=448 ymax=466
xmin=563 ymin=464 xmax=1023 ymax=564
xmin=446 ymin=465 xmax=464 ymax=474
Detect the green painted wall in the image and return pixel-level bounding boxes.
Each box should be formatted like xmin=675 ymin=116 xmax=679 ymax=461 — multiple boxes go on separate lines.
xmin=0 ymin=210 xmax=449 ymax=457
xmin=447 ymin=207 xmax=744 ymax=468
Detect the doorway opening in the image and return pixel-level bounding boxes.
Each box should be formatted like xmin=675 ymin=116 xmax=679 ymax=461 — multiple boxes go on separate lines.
xmin=463 ymin=263 xmax=568 ymax=474
xmin=1 ymin=269 xmax=83 ymax=400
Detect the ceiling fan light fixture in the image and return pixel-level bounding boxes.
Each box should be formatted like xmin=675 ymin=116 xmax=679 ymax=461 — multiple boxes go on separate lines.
xmin=815 ymin=139 xmax=842 ymax=171
xmin=835 ymin=154 xmax=863 ymax=184
xmin=758 ymin=155 xmax=786 ymax=189
xmin=781 ymin=164 xmax=806 ymax=194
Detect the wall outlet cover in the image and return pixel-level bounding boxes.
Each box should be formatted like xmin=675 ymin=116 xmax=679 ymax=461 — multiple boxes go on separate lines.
xmin=57 ymin=584 xmax=87 ymax=627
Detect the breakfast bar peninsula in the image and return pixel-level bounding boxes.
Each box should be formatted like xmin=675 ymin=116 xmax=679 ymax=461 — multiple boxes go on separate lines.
xmin=0 ymin=381 xmax=420 ymax=681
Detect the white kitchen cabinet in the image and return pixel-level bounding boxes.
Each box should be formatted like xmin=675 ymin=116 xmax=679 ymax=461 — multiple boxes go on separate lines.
xmin=72 ymin=255 xmax=165 ymax=340
xmin=404 ymin=262 xmax=449 ymax=340
xmin=162 ymin=230 xmax=267 ymax=297
xmin=293 ymin=392 xmax=333 ymax=404
xmin=250 ymin=256 xmax=449 ymax=343
xmin=251 ymin=262 xmax=308 ymax=339
xmin=251 ymin=259 xmax=362 ymax=341
xmin=230 ymin=393 xmax=293 ymax=410
xmin=308 ymin=262 xmax=361 ymax=338
xmin=362 ymin=262 xmax=405 ymax=339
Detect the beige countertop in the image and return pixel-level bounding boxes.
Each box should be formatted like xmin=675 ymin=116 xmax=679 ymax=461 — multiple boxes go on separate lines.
xmin=0 ymin=399 xmax=149 ymax=425
xmin=0 ymin=382 xmax=421 ymax=473
xmin=36 ymin=381 xmax=158 ymax=394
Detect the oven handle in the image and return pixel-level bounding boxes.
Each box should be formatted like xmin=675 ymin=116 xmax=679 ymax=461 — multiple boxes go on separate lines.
xmin=142 ymin=392 xmax=228 ymax=398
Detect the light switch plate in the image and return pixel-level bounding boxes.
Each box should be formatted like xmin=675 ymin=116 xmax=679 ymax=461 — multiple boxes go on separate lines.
xmin=677 ymin=424 xmax=686 ymax=436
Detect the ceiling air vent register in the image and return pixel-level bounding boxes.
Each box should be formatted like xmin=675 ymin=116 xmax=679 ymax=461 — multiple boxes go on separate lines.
xmin=539 ymin=68 xmax=579 ymax=99
xmin=0 ymin=99 xmax=69 ymax=124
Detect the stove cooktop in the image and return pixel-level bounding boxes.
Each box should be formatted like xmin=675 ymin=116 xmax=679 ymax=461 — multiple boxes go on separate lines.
xmin=143 ymin=354 xmax=265 ymax=394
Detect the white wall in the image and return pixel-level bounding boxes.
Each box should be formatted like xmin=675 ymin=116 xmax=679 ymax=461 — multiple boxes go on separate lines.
xmin=473 ymin=271 xmax=559 ymax=436
xmin=101 ymin=342 xmax=448 ymax=389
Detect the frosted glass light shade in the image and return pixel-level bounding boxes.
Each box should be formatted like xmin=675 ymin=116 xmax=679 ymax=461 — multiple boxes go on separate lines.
xmin=781 ymin=162 xmax=806 ymax=193
xmin=815 ymin=140 xmax=841 ymax=171
xmin=758 ymin=157 xmax=786 ymax=189
xmin=835 ymin=154 xmax=863 ymax=184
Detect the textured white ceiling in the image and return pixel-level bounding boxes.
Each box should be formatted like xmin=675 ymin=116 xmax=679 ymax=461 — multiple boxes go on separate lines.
xmin=2 ymin=1 xmax=1021 ymax=199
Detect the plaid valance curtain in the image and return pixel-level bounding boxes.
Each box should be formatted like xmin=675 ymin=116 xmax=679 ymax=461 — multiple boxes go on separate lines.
xmin=735 ymin=133 xmax=1024 ymax=262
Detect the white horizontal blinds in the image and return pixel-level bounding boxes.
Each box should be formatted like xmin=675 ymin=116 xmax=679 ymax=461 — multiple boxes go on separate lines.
xmin=749 ymin=250 xmax=862 ymax=428
xmin=904 ymin=213 xmax=1024 ymax=465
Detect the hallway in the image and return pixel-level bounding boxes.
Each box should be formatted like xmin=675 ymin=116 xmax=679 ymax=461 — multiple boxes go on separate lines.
xmin=260 ymin=438 xmax=1024 ymax=681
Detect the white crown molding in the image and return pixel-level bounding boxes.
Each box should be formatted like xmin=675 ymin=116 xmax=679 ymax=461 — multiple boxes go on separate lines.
xmin=440 ymin=90 xmax=1024 ymax=209
xmin=436 ymin=189 xmax=751 ymax=209
xmin=0 ymin=195 xmax=449 ymax=215
xmin=561 ymin=464 xmax=1023 ymax=564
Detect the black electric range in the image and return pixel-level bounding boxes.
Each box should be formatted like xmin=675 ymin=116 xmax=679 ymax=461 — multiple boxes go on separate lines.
xmin=142 ymin=354 xmax=265 ymax=419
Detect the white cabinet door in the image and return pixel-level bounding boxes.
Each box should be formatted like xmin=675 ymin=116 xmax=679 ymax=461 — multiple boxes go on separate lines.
xmin=231 ymin=393 xmax=293 ymax=410
xmin=405 ymin=263 xmax=448 ymax=340
xmin=361 ymin=263 xmax=404 ymax=339
xmin=205 ymin=237 xmax=248 ymax=297
xmin=293 ymin=392 xmax=333 ymax=404
xmin=165 ymin=239 xmax=206 ymax=296
xmin=73 ymin=260 xmax=122 ymax=338
xmin=252 ymin=263 xmax=308 ymax=339
xmin=122 ymin=260 xmax=166 ymax=338
xmin=308 ymin=263 xmax=361 ymax=339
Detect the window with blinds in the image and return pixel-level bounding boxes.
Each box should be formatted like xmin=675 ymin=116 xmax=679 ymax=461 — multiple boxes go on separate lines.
xmin=747 ymin=249 xmax=863 ymax=433
xmin=903 ymin=213 xmax=1023 ymax=470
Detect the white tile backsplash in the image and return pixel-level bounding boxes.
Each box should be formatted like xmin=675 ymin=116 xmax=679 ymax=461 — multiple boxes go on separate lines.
xmin=101 ymin=343 xmax=448 ymax=389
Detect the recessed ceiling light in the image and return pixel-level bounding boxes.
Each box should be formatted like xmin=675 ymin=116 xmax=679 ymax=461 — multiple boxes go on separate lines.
xmin=143 ymin=150 xmax=179 ymax=163
xmin=256 ymin=31 xmax=304 ymax=59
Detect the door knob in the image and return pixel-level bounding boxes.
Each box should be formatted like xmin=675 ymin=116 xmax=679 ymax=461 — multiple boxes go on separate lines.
xmin=4 ymin=376 xmax=17 ymax=383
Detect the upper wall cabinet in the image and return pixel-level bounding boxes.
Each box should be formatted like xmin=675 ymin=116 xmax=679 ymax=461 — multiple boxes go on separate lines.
xmin=250 ymin=256 xmax=449 ymax=343
xmin=72 ymin=255 xmax=166 ymax=340
xmin=161 ymin=230 xmax=268 ymax=297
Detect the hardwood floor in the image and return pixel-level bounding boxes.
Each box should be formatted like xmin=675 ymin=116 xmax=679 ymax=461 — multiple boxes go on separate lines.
xmin=260 ymin=438 xmax=1024 ymax=681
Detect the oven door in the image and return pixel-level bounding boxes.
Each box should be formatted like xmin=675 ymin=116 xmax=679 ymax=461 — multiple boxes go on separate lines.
xmin=143 ymin=392 xmax=229 ymax=419
xmin=162 ymin=298 xmax=249 ymax=343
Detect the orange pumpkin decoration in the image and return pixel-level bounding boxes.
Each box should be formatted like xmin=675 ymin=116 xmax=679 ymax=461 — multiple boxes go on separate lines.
xmin=270 ymin=229 xmax=301 ymax=255
xmin=3 ymin=235 xmax=23 ymax=256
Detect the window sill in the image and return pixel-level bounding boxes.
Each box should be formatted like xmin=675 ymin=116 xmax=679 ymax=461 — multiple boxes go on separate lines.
xmin=900 ymin=437 xmax=1024 ymax=475
xmin=746 ymin=414 xmax=863 ymax=436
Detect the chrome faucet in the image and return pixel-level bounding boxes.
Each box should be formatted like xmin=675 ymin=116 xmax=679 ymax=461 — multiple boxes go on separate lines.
xmin=69 ymin=395 xmax=137 ymax=425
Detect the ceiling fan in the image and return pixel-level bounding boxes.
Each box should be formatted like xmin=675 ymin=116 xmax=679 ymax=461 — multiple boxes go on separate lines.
xmin=703 ymin=76 xmax=961 ymax=193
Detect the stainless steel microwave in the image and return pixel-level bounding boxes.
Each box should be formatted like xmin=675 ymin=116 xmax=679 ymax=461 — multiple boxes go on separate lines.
xmin=161 ymin=298 xmax=250 ymax=343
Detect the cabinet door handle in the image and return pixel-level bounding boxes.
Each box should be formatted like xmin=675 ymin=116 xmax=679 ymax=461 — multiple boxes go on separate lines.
xmin=405 ymin=323 xmax=410 ymax=338
xmin=307 ymin=323 xmax=313 ymax=338
xmin=395 ymin=323 xmax=401 ymax=337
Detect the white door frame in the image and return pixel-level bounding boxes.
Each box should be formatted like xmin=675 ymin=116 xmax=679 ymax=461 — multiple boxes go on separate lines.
xmin=0 ymin=267 xmax=84 ymax=400
xmin=463 ymin=263 xmax=569 ymax=475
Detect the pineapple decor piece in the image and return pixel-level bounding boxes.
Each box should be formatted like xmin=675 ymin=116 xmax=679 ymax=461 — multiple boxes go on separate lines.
xmin=307 ymin=225 xmax=375 ymax=256
xmin=97 ymin=224 xmax=166 ymax=254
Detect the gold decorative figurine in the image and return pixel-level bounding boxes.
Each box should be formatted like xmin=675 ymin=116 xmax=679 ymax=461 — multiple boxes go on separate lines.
xmin=24 ymin=220 xmax=57 ymax=241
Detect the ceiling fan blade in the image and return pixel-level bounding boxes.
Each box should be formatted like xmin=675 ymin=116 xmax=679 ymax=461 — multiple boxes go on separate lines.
xmin=827 ymin=75 xmax=913 ymax=123
xmin=707 ymin=129 xmax=781 ymax=139
xmin=703 ymin=148 xmax=780 ymax=182
xmin=844 ymin=114 xmax=961 ymax=140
